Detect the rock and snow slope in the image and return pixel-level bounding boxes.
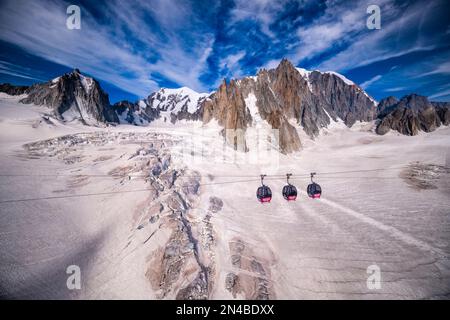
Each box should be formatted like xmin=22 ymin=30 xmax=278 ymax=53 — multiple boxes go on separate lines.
xmin=199 ymin=59 xmax=378 ymax=153
xmin=20 ymin=69 xmax=118 ymax=125
xmin=0 ymin=94 xmax=207 ymax=299
xmin=1 ymin=94 xmax=449 ymax=299
xmin=3 ymin=60 xmax=449 ymax=154
xmin=376 ymin=94 xmax=450 ymax=135
xmin=108 ymin=59 xmax=380 ymax=153
xmin=112 ymin=87 xmax=210 ymax=126
xmin=146 ymin=87 xmax=209 ymax=122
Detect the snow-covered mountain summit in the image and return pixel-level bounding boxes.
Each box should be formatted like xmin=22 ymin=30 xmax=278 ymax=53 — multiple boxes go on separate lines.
xmin=113 ymin=86 xmax=210 ymax=125
xmin=146 ymin=87 xmax=209 ymax=122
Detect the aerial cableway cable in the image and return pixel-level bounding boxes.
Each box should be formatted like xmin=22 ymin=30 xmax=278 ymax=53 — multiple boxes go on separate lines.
xmin=0 ymin=165 xmax=440 ymax=204
xmin=0 ymin=164 xmax=425 ymax=179
xmin=0 ymin=178 xmax=263 ymax=204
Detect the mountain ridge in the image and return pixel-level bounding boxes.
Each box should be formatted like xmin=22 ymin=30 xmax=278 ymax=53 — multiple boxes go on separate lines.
xmin=4 ymin=69 xmax=118 ymax=125
xmin=1 ymin=59 xmax=449 ymax=152
xmin=376 ymin=94 xmax=450 ymax=135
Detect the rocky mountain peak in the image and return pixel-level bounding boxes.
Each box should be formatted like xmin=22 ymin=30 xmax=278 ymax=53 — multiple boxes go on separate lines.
xmin=276 ymin=58 xmax=297 ymax=73
xmin=202 ymin=78 xmax=250 ymax=131
xmin=377 ymin=96 xmax=399 ymax=114
xmin=196 ymin=58 xmax=380 ymax=153
xmin=20 ymin=69 xmax=118 ymax=125
xmin=113 ymin=100 xmax=158 ymax=125
xmin=397 ymin=94 xmax=433 ymax=112
xmin=376 ymin=93 xmax=448 ymax=135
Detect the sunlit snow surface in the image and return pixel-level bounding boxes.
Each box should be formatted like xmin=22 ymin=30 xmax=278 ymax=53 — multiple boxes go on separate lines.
xmin=0 ymin=94 xmax=449 ymax=299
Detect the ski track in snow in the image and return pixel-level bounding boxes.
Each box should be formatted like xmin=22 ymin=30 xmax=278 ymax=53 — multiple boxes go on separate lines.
xmin=318 ymin=196 xmax=447 ymax=258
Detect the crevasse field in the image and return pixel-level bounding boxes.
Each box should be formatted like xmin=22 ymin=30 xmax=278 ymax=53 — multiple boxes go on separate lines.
xmin=1 ymin=93 xmax=449 ymax=299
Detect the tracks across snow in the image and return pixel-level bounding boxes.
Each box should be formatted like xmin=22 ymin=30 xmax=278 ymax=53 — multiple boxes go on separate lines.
xmin=202 ymin=171 xmax=450 ymax=299
xmin=317 ymin=195 xmax=447 ymax=258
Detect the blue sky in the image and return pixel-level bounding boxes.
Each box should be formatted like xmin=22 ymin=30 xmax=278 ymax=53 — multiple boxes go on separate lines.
xmin=0 ymin=0 xmax=449 ymax=103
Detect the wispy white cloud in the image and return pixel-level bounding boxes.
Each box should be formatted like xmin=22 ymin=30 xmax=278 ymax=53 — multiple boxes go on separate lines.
xmin=314 ymin=0 xmax=443 ymax=72
xmin=384 ymin=86 xmax=407 ymax=92
xmin=262 ymin=59 xmax=282 ymax=70
xmin=0 ymin=0 xmax=448 ymax=102
xmin=220 ymin=51 xmax=246 ymax=70
xmin=429 ymin=88 xmax=450 ymax=100
xmin=229 ymin=0 xmax=285 ymax=38
xmin=359 ymin=47 xmax=450 ymax=100
xmin=360 ymin=74 xmax=382 ymax=89
xmin=0 ymin=61 xmax=46 ymax=81
xmin=292 ymin=2 xmax=371 ymax=64
xmin=218 ymin=50 xmax=246 ymax=80
xmin=420 ymin=61 xmax=450 ymax=77
xmin=0 ymin=0 xmax=215 ymax=97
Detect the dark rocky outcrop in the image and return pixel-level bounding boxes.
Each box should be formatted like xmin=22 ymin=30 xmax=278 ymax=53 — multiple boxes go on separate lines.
xmin=20 ymin=69 xmax=118 ymax=124
xmin=377 ymin=96 xmax=399 ymax=115
xmin=433 ymin=102 xmax=450 ymax=126
xmin=0 ymin=83 xmax=29 ymax=95
xmin=113 ymin=100 xmax=159 ymax=125
xmin=375 ymin=94 xmax=448 ymax=135
xmin=308 ymin=70 xmax=377 ymax=127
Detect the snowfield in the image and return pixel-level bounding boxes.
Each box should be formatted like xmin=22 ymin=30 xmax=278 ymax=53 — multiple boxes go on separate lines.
xmin=0 ymin=94 xmax=449 ymax=299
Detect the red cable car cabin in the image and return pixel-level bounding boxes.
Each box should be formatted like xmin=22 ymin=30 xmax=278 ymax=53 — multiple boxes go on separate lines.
xmin=256 ymin=174 xmax=272 ymax=203
xmin=282 ymin=185 xmax=297 ymax=200
xmin=307 ymin=182 xmax=321 ymax=199
xmin=282 ymin=174 xmax=297 ymax=201
xmin=307 ymin=172 xmax=322 ymax=199
xmin=257 ymin=185 xmax=272 ymax=203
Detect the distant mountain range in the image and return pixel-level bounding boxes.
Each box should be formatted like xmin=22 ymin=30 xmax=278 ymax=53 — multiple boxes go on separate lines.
xmin=1 ymin=59 xmax=449 ymax=153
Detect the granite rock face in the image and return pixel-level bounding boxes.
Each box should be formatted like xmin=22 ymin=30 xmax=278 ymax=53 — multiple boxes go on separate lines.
xmin=377 ymin=96 xmax=399 ymax=115
xmin=375 ymin=94 xmax=449 ymax=135
xmin=20 ymin=69 xmax=118 ymax=124
xmin=308 ymin=70 xmax=377 ymax=127
xmin=113 ymin=100 xmax=159 ymax=125
xmin=199 ymin=59 xmax=376 ymax=153
xmin=201 ymin=79 xmax=251 ymax=130
xmin=432 ymin=102 xmax=450 ymax=126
